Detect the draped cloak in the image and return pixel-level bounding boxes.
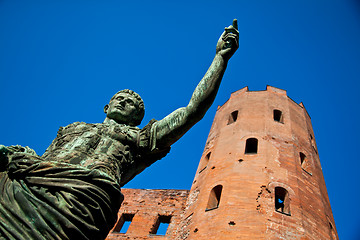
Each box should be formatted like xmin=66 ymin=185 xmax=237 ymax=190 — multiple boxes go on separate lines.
xmin=0 ymin=120 xmax=169 ymax=240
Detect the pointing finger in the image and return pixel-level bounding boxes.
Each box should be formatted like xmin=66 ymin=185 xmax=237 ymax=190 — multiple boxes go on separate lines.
xmin=232 ymin=19 xmax=238 ymax=30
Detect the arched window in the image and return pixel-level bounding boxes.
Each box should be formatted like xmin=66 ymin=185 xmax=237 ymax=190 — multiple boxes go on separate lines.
xmin=228 ymin=110 xmax=238 ymax=125
xmin=206 ymin=185 xmax=223 ymax=211
xmin=299 ymin=152 xmax=312 ymax=175
xmin=275 ymin=187 xmax=290 ymax=215
xmin=273 ymin=109 xmax=284 ymax=123
xmin=245 ymin=138 xmax=258 ymax=154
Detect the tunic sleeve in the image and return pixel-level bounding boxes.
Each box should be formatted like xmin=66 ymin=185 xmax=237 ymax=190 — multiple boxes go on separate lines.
xmin=138 ymin=119 xmax=171 ymax=166
xmin=118 ymin=120 xmax=170 ymax=186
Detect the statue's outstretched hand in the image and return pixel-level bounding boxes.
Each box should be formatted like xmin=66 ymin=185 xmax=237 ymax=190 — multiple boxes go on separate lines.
xmin=216 ymin=19 xmax=239 ymax=60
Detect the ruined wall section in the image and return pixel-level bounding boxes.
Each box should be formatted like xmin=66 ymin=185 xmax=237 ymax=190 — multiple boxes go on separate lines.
xmin=106 ymin=189 xmax=189 ymax=240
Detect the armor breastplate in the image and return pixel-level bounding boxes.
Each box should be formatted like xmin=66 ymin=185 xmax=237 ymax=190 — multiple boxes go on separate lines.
xmin=43 ymin=122 xmax=140 ymax=183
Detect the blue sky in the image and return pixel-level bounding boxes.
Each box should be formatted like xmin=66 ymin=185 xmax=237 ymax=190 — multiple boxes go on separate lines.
xmin=1 ymin=1 xmax=359 ymax=239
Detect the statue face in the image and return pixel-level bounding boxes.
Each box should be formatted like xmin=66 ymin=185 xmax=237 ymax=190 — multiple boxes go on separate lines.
xmin=105 ymin=92 xmax=140 ymax=125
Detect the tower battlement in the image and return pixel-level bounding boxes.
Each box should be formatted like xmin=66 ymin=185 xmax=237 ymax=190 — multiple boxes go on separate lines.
xmin=219 ymin=86 xmax=309 ymax=118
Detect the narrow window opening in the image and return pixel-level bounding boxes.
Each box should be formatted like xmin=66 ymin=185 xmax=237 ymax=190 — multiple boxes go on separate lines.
xmin=299 ymin=152 xmax=312 ymax=175
xmin=113 ymin=213 xmax=134 ymax=234
xmin=310 ymin=134 xmax=318 ymax=153
xmin=199 ymin=152 xmax=211 ymax=173
xmin=245 ymin=138 xmax=258 ymax=154
xmin=227 ymin=110 xmax=238 ymax=125
xmin=273 ymin=109 xmax=284 ymax=123
xmin=275 ymin=187 xmax=290 ymax=215
xmin=205 ymin=152 xmax=211 ymax=162
xmin=206 ymin=185 xmax=223 ymax=211
xmin=150 ymin=215 xmax=171 ymax=235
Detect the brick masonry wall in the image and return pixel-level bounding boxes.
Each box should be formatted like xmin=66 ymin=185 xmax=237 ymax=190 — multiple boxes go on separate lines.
xmin=106 ymin=189 xmax=189 ymax=240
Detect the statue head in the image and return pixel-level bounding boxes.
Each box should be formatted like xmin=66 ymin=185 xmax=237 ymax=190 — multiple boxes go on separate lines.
xmin=104 ymin=89 xmax=145 ymax=126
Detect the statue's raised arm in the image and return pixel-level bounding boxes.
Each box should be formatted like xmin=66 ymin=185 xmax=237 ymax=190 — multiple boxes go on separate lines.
xmin=155 ymin=19 xmax=239 ymax=148
xmin=0 ymin=19 xmax=239 ymax=240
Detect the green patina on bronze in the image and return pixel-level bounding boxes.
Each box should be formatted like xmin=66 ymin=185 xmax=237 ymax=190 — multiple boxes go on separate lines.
xmin=0 ymin=20 xmax=239 ymax=240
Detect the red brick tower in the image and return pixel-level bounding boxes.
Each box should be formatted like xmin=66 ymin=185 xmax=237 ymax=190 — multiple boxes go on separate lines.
xmin=176 ymin=86 xmax=338 ymax=240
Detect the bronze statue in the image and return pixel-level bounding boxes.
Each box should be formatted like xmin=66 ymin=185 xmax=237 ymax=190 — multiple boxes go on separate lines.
xmin=0 ymin=20 xmax=239 ymax=240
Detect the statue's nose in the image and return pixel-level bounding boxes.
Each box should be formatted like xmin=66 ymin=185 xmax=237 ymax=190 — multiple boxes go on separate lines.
xmin=119 ymin=100 xmax=126 ymax=106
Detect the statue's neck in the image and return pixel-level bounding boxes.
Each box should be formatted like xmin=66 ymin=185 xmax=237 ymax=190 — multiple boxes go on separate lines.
xmin=103 ymin=118 xmax=140 ymax=132
xmin=103 ymin=117 xmax=137 ymax=127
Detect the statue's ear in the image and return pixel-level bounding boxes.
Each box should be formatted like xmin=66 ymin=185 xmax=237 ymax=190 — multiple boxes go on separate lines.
xmin=104 ymin=105 xmax=109 ymax=114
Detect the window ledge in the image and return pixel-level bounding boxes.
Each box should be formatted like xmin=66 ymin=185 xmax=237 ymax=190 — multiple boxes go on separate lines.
xmin=301 ymin=168 xmax=313 ymax=176
xmin=205 ymin=206 xmax=219 ymax=212
xmin=198 ymin=166 xmax=207 ymax=174
xmin=275 ymin=209 xmax=291 ymax=216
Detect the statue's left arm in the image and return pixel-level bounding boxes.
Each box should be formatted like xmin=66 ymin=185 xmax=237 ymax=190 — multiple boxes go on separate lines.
xmin=155 ymin=19 xmax=239 ymax=148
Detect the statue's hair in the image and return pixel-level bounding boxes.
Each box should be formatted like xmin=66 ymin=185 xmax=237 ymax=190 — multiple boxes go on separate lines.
xmin=110 ymin=89 xmax=145 ymax=125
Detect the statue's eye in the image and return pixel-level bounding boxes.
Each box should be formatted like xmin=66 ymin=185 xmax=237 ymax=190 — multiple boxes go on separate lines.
xmin=127 ymin=100 xmax=134 ymax=106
